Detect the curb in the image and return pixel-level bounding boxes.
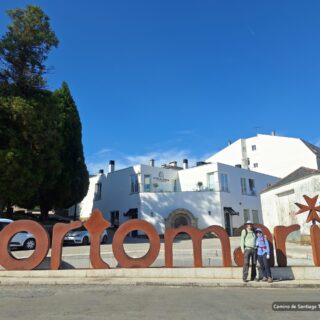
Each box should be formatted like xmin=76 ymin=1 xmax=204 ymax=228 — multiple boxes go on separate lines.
xmin=1 ymin=267 xmax=320 ymax=288
xmin=1 ymin=277 xmax=320 ymax=288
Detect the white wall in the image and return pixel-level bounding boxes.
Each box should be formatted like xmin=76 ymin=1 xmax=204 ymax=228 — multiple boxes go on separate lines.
xmin=75 ymin=161 xmax=278 ymax=236
xmin=261 ymin=174 xmax=320 ymax=238
xmin=140 ymin=191 xmax=222 ymax=234
xmin=140 ymin=162 xmax=278 ymax=234
xmin=177 ymin=163 xmax=219 ymax=191
xmin=73 ymin=173 xmax=108 ymax=219
xmin=101 ymin=165 xmax=178 ymax=223
xmin=103 ymin=166 xmax=141 ymax=223
xmin=245 ymin=135 xmax=317 ymax=178
xmin=207 ymin=134 xmax=318 ymax=178
xmin=217 ymin=163 xmax=279 ymax=226
xmin=139 ymin=165 xmax=178 ymax=193
xmin=206 ymin=139 xmax=243 ymax=167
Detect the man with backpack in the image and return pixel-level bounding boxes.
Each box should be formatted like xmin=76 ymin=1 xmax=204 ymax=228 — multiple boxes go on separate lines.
xmin=240 ymin=220 xmax=257 ymax=282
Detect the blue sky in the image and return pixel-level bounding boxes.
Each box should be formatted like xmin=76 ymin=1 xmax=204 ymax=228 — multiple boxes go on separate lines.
xmin=1 ymin=0 xmax=320 ymax=173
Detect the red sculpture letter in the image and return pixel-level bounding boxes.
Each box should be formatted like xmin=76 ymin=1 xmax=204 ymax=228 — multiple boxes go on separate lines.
xmin=165 ymin=225 xmax=232 ymax=267
xmin=112 ymin=219 xmax=160 ymax=268
xmin=273 ymin=224 xmax=300 ymax=267
xmin=0 ymin=220 xmax=49 ymax=270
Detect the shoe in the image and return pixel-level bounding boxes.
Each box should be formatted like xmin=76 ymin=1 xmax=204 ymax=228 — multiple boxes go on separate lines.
xmin=268 ymin=277 xmax=273 ymax=283
xmin=243 ymin=279 xmax=249 ymax=283
xmin=262 ymin=277 xmax=267 ymax=282
xmin=255 ymin=278 xmax=260 ymax=282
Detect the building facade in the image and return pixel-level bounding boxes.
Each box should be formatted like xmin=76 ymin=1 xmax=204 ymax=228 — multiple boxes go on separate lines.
xmin=261 ymin=167 xmax=320 ymax=240
xmin=72 ymin=161 xmax=278 ymax=236
xmin=206 ymin=133 xmax=320 ymax=178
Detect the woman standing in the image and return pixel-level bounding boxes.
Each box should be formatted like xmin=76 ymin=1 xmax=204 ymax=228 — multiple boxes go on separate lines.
xmin=255 ymin=228 xmax=273 ymax=283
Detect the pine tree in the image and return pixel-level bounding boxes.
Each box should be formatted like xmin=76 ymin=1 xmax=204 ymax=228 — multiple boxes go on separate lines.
xmin=0 ymin=5 xmax=58 ymax=96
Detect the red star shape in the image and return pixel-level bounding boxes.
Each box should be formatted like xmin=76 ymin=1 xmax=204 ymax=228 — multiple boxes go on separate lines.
xmin=295 ymin=195 xmax=320 ymax=223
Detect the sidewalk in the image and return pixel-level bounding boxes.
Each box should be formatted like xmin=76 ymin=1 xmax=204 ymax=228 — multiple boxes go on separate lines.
xmin=1 ymin=267 xmax=320 ymax=288
xmin=1 ymin=276 xmax=320 ymax=288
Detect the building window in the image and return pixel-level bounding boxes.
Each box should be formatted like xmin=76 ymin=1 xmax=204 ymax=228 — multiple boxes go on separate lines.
xmin=243 ymin=209 xmax=250 ymax=223
xmin=207 ymin=172 xmax=218 ymax=191
xmin=94 ymin=183 xmax=102 ymax=200
xmin=240 ymin=178 xmax=247 ymax=195
xmin=248 ymin=178 xmax=256 ymax=196
xmin=130 ymin=175 xmax=139 ymax=193
xmin=207 ymin=173 xmax=215 ymax=191
xmin=253 ymin=163 xmax=258 ymax=168
xmin=144 ymin=175 xmax=151 ymax=192
xmin=220 ymin=173 xmax=229 ymax=192
xmin=252 ymin=210 xmax=259 ymax=223
xmin=277 ymin=189 xmax=295 ymax=197
xmin=252 ymin=145 xmax=256 ymax=151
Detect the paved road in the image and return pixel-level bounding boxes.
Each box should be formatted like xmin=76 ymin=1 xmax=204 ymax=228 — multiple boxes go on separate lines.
xmin=0 ymin=285 xmax=318 ymax=320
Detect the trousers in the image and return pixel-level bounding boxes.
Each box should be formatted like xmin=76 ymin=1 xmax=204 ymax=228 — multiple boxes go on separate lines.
xmin=242 ymin=248 xmax=257 ymax=281
xmin=257 ymin=253 xmax=272 ymax=278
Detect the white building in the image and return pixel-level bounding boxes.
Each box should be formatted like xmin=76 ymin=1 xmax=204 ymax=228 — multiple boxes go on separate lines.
xmin=261 ymin=167 xmax=320 ymax=241
xmin=73 ymin=160 xmax=278 ymax=236
xmin=206 ymin=133 xmax=320 ymax=178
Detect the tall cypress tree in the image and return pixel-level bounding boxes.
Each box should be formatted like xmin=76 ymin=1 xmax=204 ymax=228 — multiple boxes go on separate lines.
xmin=51 ymin=82 xmax=89 ymax=211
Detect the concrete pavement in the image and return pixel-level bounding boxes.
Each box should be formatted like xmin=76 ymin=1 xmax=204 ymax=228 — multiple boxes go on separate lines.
xmin=0 ymin=285 xmax=318 ymax=320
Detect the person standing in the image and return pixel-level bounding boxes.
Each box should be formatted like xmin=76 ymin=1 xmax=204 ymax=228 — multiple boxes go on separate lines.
xmin=255 ymin=228 xmax=272 ymax=283
xmin=240 ymin=220 xmax=257 ymax=282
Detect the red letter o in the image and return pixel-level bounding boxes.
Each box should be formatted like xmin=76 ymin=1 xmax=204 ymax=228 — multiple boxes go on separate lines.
xmin=0 ymin=220 xmax=50 ymax=270
xmin=112 ymin=220 xmax=160 ymax=268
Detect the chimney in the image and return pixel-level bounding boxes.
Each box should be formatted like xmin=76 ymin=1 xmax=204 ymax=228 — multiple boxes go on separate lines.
xmin=109 ymin=160 xmax=115 ymax=173
xmin=99 ymin=169 xmax=104 ymax=174
xmin=228 ymin=140 xmax=232 ymax=146
xmin=169 ymin=161 xmax=177 ymax=167
xmin=271 ymin=130 xmax=276 ymax=136
xmin=150 ymin=159 xmax=155 ymax=167
xmin=183 ymin=159 xmax=188 ymax=169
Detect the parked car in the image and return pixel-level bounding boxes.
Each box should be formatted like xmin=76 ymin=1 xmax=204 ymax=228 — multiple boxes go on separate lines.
xmin=63 ymin=226 xmax=108 ymax=245
xmin=0 ymin=218 xmax=36 ymax=250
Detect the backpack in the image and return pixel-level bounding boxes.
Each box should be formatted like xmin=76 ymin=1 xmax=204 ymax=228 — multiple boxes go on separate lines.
xmin=243 ymin=227 xmax=256 ymax=242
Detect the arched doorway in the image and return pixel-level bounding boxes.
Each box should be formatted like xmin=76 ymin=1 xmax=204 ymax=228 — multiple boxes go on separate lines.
xmin=173 ymin=215 xmax=189 ymax=228
xmin=165 ymin=208 xmax=198 ymax=229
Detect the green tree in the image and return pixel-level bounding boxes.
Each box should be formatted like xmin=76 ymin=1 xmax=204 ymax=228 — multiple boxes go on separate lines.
xmin=0 ymin=5 xmax=61 ymax=219
xmin=0 ymin=6 xmax=89 ymax=220
xmin=0 ymin=96 xmax=41 ymax=210
xmin=0 ymin=92 xmax=62 ymax=216
xmin=0 ymin=5 xmax=58 ymax=95
xmin=46 ymin=82 xmax=89 ymax=215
